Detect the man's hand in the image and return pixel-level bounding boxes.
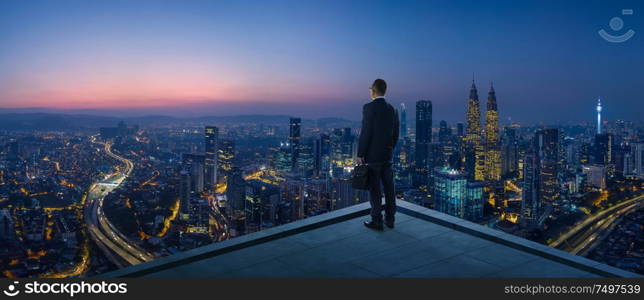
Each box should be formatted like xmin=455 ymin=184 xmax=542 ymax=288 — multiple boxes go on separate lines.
xmin=357 ymin=157 xmax=365 ymax=165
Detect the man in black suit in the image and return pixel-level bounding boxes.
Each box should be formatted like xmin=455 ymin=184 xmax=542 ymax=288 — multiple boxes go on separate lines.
xmin=357 ymin=79 xmax=400 ymax=231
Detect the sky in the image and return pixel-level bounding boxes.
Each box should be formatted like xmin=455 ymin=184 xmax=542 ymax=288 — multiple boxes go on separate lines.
xmin=0 ymin=0 xmax=643 ymax=123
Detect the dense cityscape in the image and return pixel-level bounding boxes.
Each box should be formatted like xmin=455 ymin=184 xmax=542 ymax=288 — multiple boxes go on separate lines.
xmin=0 ymin=80 xmax=642 ymax=278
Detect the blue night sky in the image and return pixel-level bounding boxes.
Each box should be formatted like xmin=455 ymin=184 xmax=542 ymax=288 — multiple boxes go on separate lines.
xmin=0 ymin=0 xmax=642 ymax=123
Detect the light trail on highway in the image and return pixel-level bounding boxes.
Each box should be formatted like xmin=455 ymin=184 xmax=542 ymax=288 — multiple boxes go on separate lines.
xmin=85 ymin=136 xmax=155 ymax=267
xmin=550 ymin=194 xmax=644 ymax=249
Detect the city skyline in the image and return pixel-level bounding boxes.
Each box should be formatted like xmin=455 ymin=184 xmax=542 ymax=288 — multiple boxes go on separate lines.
xmin=1 ymin=86 xmax=643 ymax=277
xmin=1 ymin=0 xmax=643 ymax=122
xmin=1 ymin=0 xmax=643 ymax=281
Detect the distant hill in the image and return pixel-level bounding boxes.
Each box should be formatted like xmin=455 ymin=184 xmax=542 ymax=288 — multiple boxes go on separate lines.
xmin=0 ymin=113 xmax=121 ymax=131
xmin=196 ymin=114 xmax=293 ymax=125
xmin=0 ymin=112 xmax=356 ymax=131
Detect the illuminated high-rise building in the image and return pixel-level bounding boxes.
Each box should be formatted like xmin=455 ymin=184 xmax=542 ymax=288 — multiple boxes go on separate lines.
xmin=288 ymin=117 xmax=301 ymax=172
xmin=594 ymin=133 xmax=613 ymax=166
xmin=534 ymin=129 xmax=559 ymax=162
xmin=245 ymin=180 xmax=280 ymax=230
xmin=583 ymin=165 xmax=606 ymax=190
xmin=484 ymin=83 xmax=501 ymax=182
xmin=298 ymin=138 xmax=315 ymax=177
xmin=437 ymin=120 xmax=457 ymax=169
xmin=204 ymin=126 xmax=219 ymax=188
xmin=183 ymin=153 xmax=205 ymax=193
xmin=330 ymin=128 xmax=354 ymax=177
xmin=225 ymin=167 xmax=246 ymax=212
xmin=579 ymin=142 xmax=591 ymax=165
xmin=464 ymin=80 xmax=484 ymax=181
xmin=394 ymin=137 xmax=413 ymax=186
xmin=433 ymin=167 xmax=483 ymax=221
xmin=400 ymin=103 xmax=408 ymax=138
xmin=275 ymin=142 xmax=292 ymax=174
xmin=501 ymin=127 xmax=518 ymax=177
xmin=187 ymin=198 xmax=211 ymax=234
xmin=414 ymin=100 xmax=432 ymax=188
xmin=632 ymin=143 xmax=644 ymax=179
xmin=314 ymin=133 xmax=331 ymax=178
xmin=521 ymin=153 xmax=541 ymax=228
xmin=218 ymin=139 xmax=235 ymax=175
xmin=534 ymin=129 xmax=560 ymax=206
xmin=179 ymin=170 xmax=191 ymax=220
xmin=539 ymin=159 xmax=558 ymax=205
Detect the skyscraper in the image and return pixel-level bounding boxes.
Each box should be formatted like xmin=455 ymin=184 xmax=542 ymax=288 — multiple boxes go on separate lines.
xmin=314 ymin=133 xmax=331 ymax=178
xmin=522 ymin=153 xmax=541 ymax=228
xmin=183 ymin=153 xmax=205 ymax=193
xmin=288 ymin=117 xmax=301 ymax=172
xmin=330 ymin=128 xmax=354 ymax=177
xmin=225 ymin=167 xmax=246 ymax=212
xmin=464 ymin=80 xmax=484 ymax=181
xmin=501 ymin=127 xmax=518 ymax=177
xmin=583 ymin=165 xmax=606 ymax=190
xmin=298 ymin=138 xmax=315 ymax=176
xmin=633 ymin=143 xmax=644 ymax=179
xmin=437 ymin=120 xmax=456 ymax=169
xmin=484 ymin=83 xmax=501 ymax=182
xmin=400 ymin=103 xmax=408 ymax=138
xmin=438 ymin=120 xmax=451 ymax=143
xmin=534 ymin=129 xmax=560 ymax=206
xmin=539 ymin=158 xmax=558 ymax=205
xmin=274 ymin=142 xmax=292 ymax=174
xmin=534 ymin=129 xmax=559 ymax=162
xmin=594 ymin=133 xmax=613 ymax=166
xmin=205 ymin=126 xmax=219 ymax=188
xmin=579 ymin=142 xmax=591 ymax=165
xmin=179 ymin=170 xmax=191 ymax=219
xmin=466 ymin=80 xmax=481 ymax=143
xmin=394 ymin=136 xmax=413 ymax=186
xmin=218 ymin=139 xmax=235 ymax=175
xmin=414 ymin=100 xmax=432 ymax=188
xmin=313 ymin=137 xmax=323 ymax=178
xmin=433 ymin=167 xmax=483 ymax=221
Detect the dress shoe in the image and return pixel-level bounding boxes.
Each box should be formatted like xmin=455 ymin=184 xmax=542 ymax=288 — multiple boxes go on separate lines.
xmin=364 ymin=220 xmax=384 ymax=231
xmin=385 ymin=221 xmax=394 ymax=229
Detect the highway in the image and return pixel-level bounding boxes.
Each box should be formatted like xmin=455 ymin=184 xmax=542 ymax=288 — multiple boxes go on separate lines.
xmin=564 ymin=201 xmax=642 ymax=255
xmin=208 ymin=199 xmax=231 ymax=242
xmin=550 ymin=194 xmax=644 ymax=249
xmin=85 ymin=137 xmax=155 ymax=267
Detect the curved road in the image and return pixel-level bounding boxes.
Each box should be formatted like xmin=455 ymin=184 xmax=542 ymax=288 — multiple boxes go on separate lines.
xmin=550 ymin=194 xmax=644 ymax=248
xmin=565 ymin=201 xmax=643 ymax=255
xmin=85 ymin=137 xmax=154 ymax=267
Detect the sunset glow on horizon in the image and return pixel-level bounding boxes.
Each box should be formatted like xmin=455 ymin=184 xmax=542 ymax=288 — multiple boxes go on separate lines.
xmin=1 ymin=0 xmax=642 ymax=121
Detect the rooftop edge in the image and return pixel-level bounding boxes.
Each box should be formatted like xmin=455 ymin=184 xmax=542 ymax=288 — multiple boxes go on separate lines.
xmin=100 ymin=200 xmax=642 ymax=278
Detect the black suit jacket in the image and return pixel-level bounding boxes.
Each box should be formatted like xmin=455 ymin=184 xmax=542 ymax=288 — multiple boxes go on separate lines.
xmin=357 ymin=97 xmax=400 ymax=163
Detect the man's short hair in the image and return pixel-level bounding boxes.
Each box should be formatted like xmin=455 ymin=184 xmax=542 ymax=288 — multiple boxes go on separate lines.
xmin=371 ymin=79 xmax=387 ymax=96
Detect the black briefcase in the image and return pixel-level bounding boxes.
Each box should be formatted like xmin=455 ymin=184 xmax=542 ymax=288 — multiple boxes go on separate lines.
xmin=352 ymin=164 xmax=370 ymax=190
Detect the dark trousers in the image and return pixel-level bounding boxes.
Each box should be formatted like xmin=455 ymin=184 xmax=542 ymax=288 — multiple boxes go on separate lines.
xmin=368 ymin=162 xmax=396 ymax=224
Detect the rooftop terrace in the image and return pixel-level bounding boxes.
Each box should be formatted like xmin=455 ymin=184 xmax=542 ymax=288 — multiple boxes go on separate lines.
xmin=103 ymin=200 xmax=640 ymax=278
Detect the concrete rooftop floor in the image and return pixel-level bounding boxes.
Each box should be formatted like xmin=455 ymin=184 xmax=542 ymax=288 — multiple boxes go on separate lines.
xmin=103 ymin=201 xmax=640 ymax=278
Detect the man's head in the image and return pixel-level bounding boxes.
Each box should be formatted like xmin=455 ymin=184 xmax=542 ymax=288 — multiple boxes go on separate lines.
xmin=370 ymin=78 xmax=387 ymax=99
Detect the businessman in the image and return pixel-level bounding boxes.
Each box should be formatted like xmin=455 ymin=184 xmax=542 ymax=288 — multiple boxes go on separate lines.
xmin=357 ymin=79 xmax=400 ymax=231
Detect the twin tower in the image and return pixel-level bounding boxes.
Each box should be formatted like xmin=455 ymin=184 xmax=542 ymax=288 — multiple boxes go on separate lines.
xmin=464 ymin=80 xmax=501 ymax=182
